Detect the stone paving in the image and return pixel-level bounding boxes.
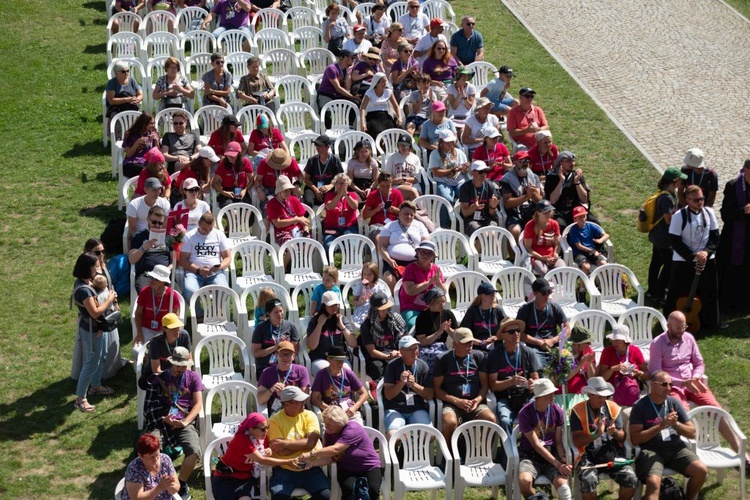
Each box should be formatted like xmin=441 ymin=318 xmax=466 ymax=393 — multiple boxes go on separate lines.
xmin=501 ymin=0 xmax=750 ymax=207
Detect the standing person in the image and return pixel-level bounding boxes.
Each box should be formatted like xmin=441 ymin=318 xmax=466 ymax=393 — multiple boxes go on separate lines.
xmin=499 ymin=151 xmax=544 ymax=241
xmin=458 ymin=160 xmax=502 ymax=237
xmin=628 ymin=370 xmax=707 ymax=500
xmin=382 ymin=336 xmax=434 ymax=439
xmin=485 ymin=318 xmax=539 ymax=435
xmin=449 ymin=16 xmax=484 ymax=66
xmin=506 ymin=87 xmax=549 ymax=151
xmin=460 ymin=282 xmax=506 ymax=350
xmin=646 ymin=167 xmax=684 ymax=306
xmin=257 ymin=341 xmax=310 ymax=416
xmin=201 ymin=52 xmax=234 ymax=109
xmin=303 ymin=135 xmax=344 ymax=207
xmin=516 ymin=378 xmax=573 ymax=500
xmin=251 ymin=299 xmax=300 ymax=380
xmin=570 ymin=378 xmax=638 ymax=500
xmin=145 ymin=347 xmax=203 ymax=500
xmin=432 ymin=328 xmax=497 ymax=444
xmin=544 ymin=151 xmax=597 ymax=231
xmin=717 ymin=159 xmax=750 ymax=312
xmin=516 ymin=277 xmax=568 ymax=366
xmin=71 ymin=253 xmax=118 ymax=413
xmin=679 ymin=148 xmax=718 ymax=208
xmin=664 ymin=185 xmax=722 ymax=329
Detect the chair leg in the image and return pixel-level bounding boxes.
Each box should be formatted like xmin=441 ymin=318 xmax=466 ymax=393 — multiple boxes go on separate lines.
xmin=717 ymin=467 xmax=727 ymax=485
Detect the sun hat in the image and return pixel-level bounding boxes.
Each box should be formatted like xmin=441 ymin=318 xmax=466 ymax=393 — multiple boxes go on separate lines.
xmin=280 ymin=386 xmax=310 ymax=402
xmin=322 ymin=290 xmax=341 ymax=307
xmin=276 ymin=341 xmax=295 ymax=353
xmin=453 ymin=327 xmax=475 ymax=344
xmin=369 ymin=291 xmax=393 ymax=310
xmin=225 ymin=141 xmax=242 ymax=158
xmin=499 ymin=317 xmax=525 ymax=333
xmin=606 ymin=325 xmax=632 ymax=343
xmin=146 ymin=264 xmax=171 ymax=283
xmin=581 ymin=376 xmax=615 ymax=397
xmin=199 ymin=146 xmax=220 ymax=162
xmin=398 ymin=335 xmax=420 ymax=349
xmin=363 ymin=47 xmax=381 ymax=60
xmin=415 ymin=240 xmax=437 ymax=254
xmin=275 ymin=174 xmax=295 ymax=194
xmin=532 ymin=378 xmax=557 ymax=397
xmin=683 ymin=147 xmax=705 ymax=168
xmin=474 ymin=96 xmax=491 ymax=109
xmin=266 ymin=148 xmax=292 ymax=170
xmin=168 ymin=346 xmax=193 ymax=367
xmin=570 ymin=325 xmax=595 ymax=344
xmin=161 ymin=312 xmax=184 ymax=330
xmin=326 ymin=345 xmax=348 ymax=359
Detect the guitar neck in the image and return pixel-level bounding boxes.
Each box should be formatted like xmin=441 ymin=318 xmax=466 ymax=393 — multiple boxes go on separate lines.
xmin=685 ymin=264 xmax=704 ymax=304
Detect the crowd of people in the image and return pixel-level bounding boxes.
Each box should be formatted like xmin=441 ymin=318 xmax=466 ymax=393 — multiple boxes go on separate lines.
xmin=85 ymin=1 xmax=750 ymax=499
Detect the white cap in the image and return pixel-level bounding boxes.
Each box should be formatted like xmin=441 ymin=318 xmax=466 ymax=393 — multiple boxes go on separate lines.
xmin=471 ymin=160 xmax=490 ymax=172
xmin=437 ymin=129 xmax=457 ymax=143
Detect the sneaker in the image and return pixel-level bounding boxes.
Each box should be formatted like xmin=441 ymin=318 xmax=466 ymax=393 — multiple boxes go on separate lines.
xmin=178 ymin=482 xmax=191 ymax=500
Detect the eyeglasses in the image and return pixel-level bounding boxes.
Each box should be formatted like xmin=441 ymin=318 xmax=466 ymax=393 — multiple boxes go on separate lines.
xmin=658 ymin=382 xmax=673 ymax=388
xmin=215 ymin=60 xmax=225 ymax=65
xmin=503 ymin=328 xmax=521 ymax=334
xmin=186 ymin=187 xmax=201 ymax=193
xmin=119 ymin=70 xmax=130 ymax=73
xmin=466 ymin=22 xmax=476 ymax=26
xmin=688 ymin=197 xmax=704 ymax=202
xmin=93 ymin=249 xmax=105 ymax=256
xmin=149 ymin=219 xmax=165 ymax=226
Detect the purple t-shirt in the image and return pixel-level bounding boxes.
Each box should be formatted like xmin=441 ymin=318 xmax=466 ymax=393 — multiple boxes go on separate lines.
xmin=122 ymin=453 xmax=176 ymax=500
xmin=324 ymin=420 xmax=381 ymax=474
xmin=518 ymin=401 xmax=564 ymax=454
xmin=213 ymin=0 xmax=249 ymax=29
xmin=157 ymin=369 xmax=204 ymax=418
xmin=258 ymin=363 xmax=310 ymax=411
xmin=318 ymin=63 xmax=344 ymax=97
xmin=311 ymin=367 xmax=363 ymax=406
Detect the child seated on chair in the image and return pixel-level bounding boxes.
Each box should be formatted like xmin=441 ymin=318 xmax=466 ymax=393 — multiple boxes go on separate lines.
xmin=352 ymin=263 xmax=388 ymax=329
xmin=310 ymin=266 xmax=343 ymax=315
xmin=566 ymin=205 xmax=609 ymax=276
xmin=254 ymin=287 xmax=276 ymax=327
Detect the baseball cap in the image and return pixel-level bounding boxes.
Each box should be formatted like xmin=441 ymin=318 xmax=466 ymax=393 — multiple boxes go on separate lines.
xmin=398 ymin=335 xmax=419 ymax=349
xmin=471 ymin=160 xmax=490 ymax=172
xmin=225 ymin=141 xmax=242 ymax=158
xmin=429 ymin=17 xmax=447 ymax=29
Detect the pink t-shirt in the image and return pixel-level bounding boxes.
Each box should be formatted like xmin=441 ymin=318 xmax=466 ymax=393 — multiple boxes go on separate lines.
xmin=398 ymin=263 xmax=444 ymax=313
xmin=523 ymin=218 xmax=560 ymax=259
xmin=323 ymin=191 xmax=359 ymax=230
xmin=472 ymin=143 xmax=511 ymax=181
xmin=507 ymin=105 xmax=548 ymax=149
xmin=267 ymin=195 xmax=306 ymax=233
xmin=600 ymin=344 xmax=646 ymax=406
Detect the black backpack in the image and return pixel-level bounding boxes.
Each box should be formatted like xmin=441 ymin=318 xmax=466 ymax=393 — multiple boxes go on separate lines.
xmin=660 ymin=477 xmax=684 ymax=500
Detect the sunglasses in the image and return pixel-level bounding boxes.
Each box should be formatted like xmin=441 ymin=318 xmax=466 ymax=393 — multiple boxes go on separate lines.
xmin=436 ymin=47 xmax=446 ymax=51
xmin=173 ymin=121 xmax=186 ymax=126
xmin=215 ymin=60 xmax=225 ymax=65
xmin=658 ymin=382 xmax=673 ymax=388
xmin=466 ymin=22 xmax=476 ymax=26
xmin=119 ymin=70 xmax=130 ymax=73
xmin=503 ymin=328 xmax=521 ymax=334
xmin=149 ymin=219 xmax=165 ymax=226
xmin=256 ymin=425 xmax=270 ymax=431
xmin=521 ymin=94 xmax=535 ymax=99
xmin=409 ymin=5 xmax=419 ymax=8
xmin=476 ymin=170 xmax=488 ymax=175
xmin=689 ymin=197 xmax=704 ymax=202
xmin=403 ymin=50 xmax=413 ymax=54
xmin=186 ymin=187 xmax=201 ymax=193
xmin=93 ymin=249 xmax=106 ymax=256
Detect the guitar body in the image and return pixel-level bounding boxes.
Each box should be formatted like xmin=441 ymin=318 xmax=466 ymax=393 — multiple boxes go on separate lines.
xmin=676 ymin=295 xmax=702 ymax=334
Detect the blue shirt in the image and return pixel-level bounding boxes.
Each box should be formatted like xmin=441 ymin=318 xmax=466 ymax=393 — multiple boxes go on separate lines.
xmin=566 ymin=222 xmax=603 ymax=257
xmin=450 ymin=30 xmax=484 ymax=65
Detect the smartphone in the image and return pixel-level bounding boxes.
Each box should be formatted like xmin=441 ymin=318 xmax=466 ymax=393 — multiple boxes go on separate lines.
xmin=385 ymin=200 xmax=393 ymax=209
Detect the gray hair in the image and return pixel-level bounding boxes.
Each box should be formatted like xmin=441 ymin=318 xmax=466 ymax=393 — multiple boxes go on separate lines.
xmin=113 ymin=60 xmax=130 ymax=73
xmin=332 ymin=172 xmax=351 ymax=186
xmin=322 ymin=405 xmax=349 ymax=427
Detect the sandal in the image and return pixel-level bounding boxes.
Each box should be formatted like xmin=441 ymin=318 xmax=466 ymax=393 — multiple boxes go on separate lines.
xmin=88 ymin=385 xmax=115 ymax=396
xmin=74 ymin=399 xmax=95 ymax=413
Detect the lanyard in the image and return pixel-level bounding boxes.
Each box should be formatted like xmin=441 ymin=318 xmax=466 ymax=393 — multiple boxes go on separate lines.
xmin=379 ymin=190 xmax=390 ymax=219
xmin=615 ymin=346 xmax=630 ymax=365
xmin=454 ymin=352 xmax=471 ymax=383
xmin=474 ymin=183 xmax=486 ymax=205
xmin=327 ymin=368 xmax=347 ymax=399
xmin=535 ymin=405 xmax=552 ymax=435
xmin=317 ymin=154 xmax=332 ymax=181
xmin=532 ymin=304 xmax=550 ymax=332
xmin=480 ymin=308 xmax=493 ymax=335
xmin=164 ymin=337 xmax=175 ymax=356
xmin=277 ymin=366 xmax=291 ymax=384
xmin=649 ymin=396 xmax=667 ymax=421
xmin=691 ymin=169 xmax=706 ymax=187
xmin=403 ymin=359 xmax=418 ymax=394
xmin=167 ymin=371 xmax=185 ymax=406
xmin=398 ymin=221 xmax=418 ymax=248
xmin=504 ymin=347 xmax=520 ymax=373
xmin=152 ymin=288 xmax=167 ymax=319
xmin=271 ymin=324 xmax=282 ymax=344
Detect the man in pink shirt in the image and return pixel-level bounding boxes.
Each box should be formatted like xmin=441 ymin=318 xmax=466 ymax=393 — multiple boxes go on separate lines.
xmin=650 ymin=311 xmax=750 ymax=469
xmin=506 ymin=87 xmax=549 ymax=151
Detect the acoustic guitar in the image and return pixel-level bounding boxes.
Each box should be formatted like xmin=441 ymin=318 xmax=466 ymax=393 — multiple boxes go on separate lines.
xmin=675 ymin=261 xmax=705 ymax=334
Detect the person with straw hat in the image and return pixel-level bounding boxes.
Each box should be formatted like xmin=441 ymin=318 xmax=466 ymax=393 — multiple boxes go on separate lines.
xmin=254 ymin=148 xmax=302 ymax=210
xmin=266 ymin=175 xmax=310 ymax=246
xmin=598 ymin=325 xmax=649 ymax=407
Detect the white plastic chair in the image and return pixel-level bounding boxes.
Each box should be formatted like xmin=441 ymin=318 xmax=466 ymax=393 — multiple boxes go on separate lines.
xmin=217 ymin=29 xmax=254 ymax=56
xmin=465 ymin=61 xmax=497 ymax=93
xmin=299 ymin=48 xmax=336 ymax=84
xmin=230 ymin=240 xmax=280 ymax=295
xmin=199 ymin=380 xmax=266 ymax=450
xmin=145 ymin=56 xmax=189 ymax=112
xmin=225 ymin=51 xmax=254 ymax=88
xmin=202 ymin=437 xmax=232 ymax=500
xmin=386 ymin=1 xmax=410 ymax=23
xmin=216 ymin=202 xmax=267 ymax=248
xmin=288 ymin=132 xmax=319 ymax=168
xmin=175 ymin=6 xmax=209 ymax=36
xmin=333 ymin=131 xmax=375 ymax=166
xmin=107 ymin=32 xmax=144 ymax=65
xmin=445 ymin=270 xmax=491 ymax=324
xmin=289 ymin=278 xmax=322 ymax=335
xmin=273 ymin=74 xmax=314 ymax=109
xmin=180 ymin=30 xmax=217 ymax=58
xmin=491 ymin=266 xmax=536 ymax=319
xmin=469 ymin=226 xmax=520 ymax=278
xmin=352 ymin=3 xmax=375 ymax=22
xmin=278 ymin=238 xmax=328 ymax=290
xmin=193 ymin=334 xmax=252 ymax=394
xmin=262 ymin=48 xmax=301 ymax=84
xmin=143 ymin=31 xmax=180 ymax=65
xmin=327 ymin=234 xmax=378 ymax=288
xmin=341 ymin=278 xmax=392 ymax=331
xmin=239 ymin=282 xmax=293 ymax=346
xmin=545 ymin=267 xmax=601 ymax=317
xmin=236 ymin=104 xmax=279 ymax=137
xmin=193 ymin=104 xmax=231 ymax=145
xmin=688 ymin=405 xmax=746 ymax=497
xmin=107 ymin=11 xmax=141 ymax=38
xmin=414 ymin=195 xmax=457 ymax=232
xmin=290 ymin=25 xmax=325 ymax=53
xmin=375 ymin=128 xmax=420 ymax=165
xmin=251 ymin=7 xmax=286 ymax=33
xmin=560 ymin=222 xmax=615 ymax=267
xmin=590 ymin=264 xmax=644 ymax=318
xmin=275 ymin=101 xmax=319 ymax=140
xmin=430 ymin=229 xmax=472 ymax=279
xmin=451 ymin=420 xmax=515 ymax=500
xmin=154 ymin=107 xmax=197 ymax=135
xmin=185 ymin=51 xmax=213 ymax=99
xmin=189 ymin=285 xmax=243 ymax=345
xmin=330 ymin=426 xmax=393 ymax=500
xmin=284 ymin=6 xmax=319 ymax=32
xmin=617 ymin=306 xmax=666 ymax=365
xmin=134 ymin=342 xmax=150 ymax=431
xmin=389 ymin=423 xmax=453 ymax=500
xmin=253 ymin=28 xmax=291 ymax=58
xmin=121 ymin=176 xmax=139 ymax=212
xmin=109 ymin=108 xmax=143 ymax=186
xmin=569 ymin=309 xmax=617 ymax=360
xmin=420 ymin=0 xmax=457 ymax=24
xmin=140 ymin=10 xmax=176 ymax=37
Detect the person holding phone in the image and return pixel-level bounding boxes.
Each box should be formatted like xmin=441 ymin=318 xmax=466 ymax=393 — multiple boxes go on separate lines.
xmin=212 ymin=141 xmax=254 ymax=208
xmin=306 ymin=292 xmax=357 ymax=376
xmin=544 ymin=151 xmax=597 ymax=231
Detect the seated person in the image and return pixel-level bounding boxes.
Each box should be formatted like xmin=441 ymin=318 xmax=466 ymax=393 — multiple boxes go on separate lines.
xmin=247 ymin=113 xmax=286 ymax=158
xmin=351 ymin=263 xmax=389 ymax=329
xmin=211 ymin=141 xmax=254 ymax=208
xmin=445 ymin=67 xmax=476 ymax=123
xmin=362 ymin=173 xmax=404 ymax=236
xmin=405 ymin=73 xmax=437 ymax=136
xmin=629 ymin=370 xmax=707 ymax=500
xmin=207 ymin=114 xmax=245 ymax=159
xmin=566 ymin=206 xmax=609 ymax=275
xmin=316 ymin=50 xmax=360 ymax=113
xmin=433 ymin=328 xmax=497 ymax=444
xmin=459 ymin=281 xmax=505 ymax=350
xmin=414 ymin=287 xmax=457 ymax=368
xmin=106 ymin=60 xmax=143 ymax=129
xmin=251 ymin=298 xmax=300 ymax=380
xmin=499 ymin=151 xmax=544 ymax=241
xmin=306 ymin=292 xmax=357 ymax=375
xmin=129 ymin=205 xmax=172 ymax=291
xmin=429 ymin=129 xmax=470 ymax=227
xmin=399 ymin=240 xmax=447 ymax=331
xmin=152 ymin=56 xmax=194 ymax=112
xmin=174 ymin=148 xmax=217 ymax=202
xmin=526 ymin=130 xmax=558 ymax=180
xmin=236 ymin=56 xmax=276 ymax=110
xmin=123 ymin=434 xmax=179 ymax=500
xmin=132 ymin=265 xmax=181 ymax=352
xmin=383 ymin=135 xmax=424 ymax=201
xmin=310 ymin=346 xmax=369 ymax=424
xmin=202 ymin=0 xmax=252 ymax=39
xmin=471 ymin=127 xmax=512 ymax=182
xmin=303 ymin=135 xmax=344 ymax=207
xmin=359 ymin=292 xmax=406 ymax=381
xmin=507 ymin=87 xmax=549 ymax=151
xmin=127 ymin=177 xmax=171 ymax=239
xmin=382 ymin=336 xmax=434 ymax=439
xmin=138 ymin=313 xmax=191 ymax=390
xmin=567 ymin=326 xmax=598 ymax=395
xmin=418 ymin=101 xmax=457 ymax=154
xmin=309 ymin=266 xmax=342 ymax=315
xmin=517 ymin=378 xmax=573 ymax=500
xmin=144 ymin=347 xmax=203 ymax=500
xmin=172 ymin=178 xmax=211 ymax=232
xmin=461 ymin=97 xmax=500 ymax=157
xmin=343 ymin=24 xmax=372 ymax=56
xmin=480 ymin=65 xmax=517 ymax=118
xmin=322 ymin=174 xmax=360 ymax=252
xmin=160 ymin=111 xmax=200 ymax=173
xmin=257 ymin=341 xmax=310 ymax=416
xmin=253 ymin=148 xmax=303 ymax=208
xmin=266 ymin=175 xmax=311 ymax=247
xmin=598 ymin=325 xmax=649 ymax=408
xmin=121 ymin=113 xmax=161 ymax=179
xmin=516 ymin=278 xmax=568 ymax=367
xmin=458 ymin=160 xmax=503 ymax=237
xmin=201 ymin=52 xmax=235 ymax=109
xmin=571 ymin=378 xmax=637 ymax=500
xmin=133 ymin=148 xmax=171 ymax=199
xmin=346 ymin=140 xmax=380 ymax=200
xmin=523 ymin=200 xmax=565 ymax=277
xmin=377 ymin=201 xmax=430 ymax=290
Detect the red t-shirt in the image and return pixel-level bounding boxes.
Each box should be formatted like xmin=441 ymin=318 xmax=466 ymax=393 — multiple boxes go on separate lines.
xmin=472 ymin=143 xmax=511 ymax=181
xmin=248 ymin=128 xmax=284 ymax=152
xmin=323 ymin=191 xmax=359 ymax=229
xmin=256 ymin=158 xmax=303 ymax=189
xmin=568 ymin=345 xmax=595 ymax=394
xmin=215 ymin=432 xmax=268 ymax=480
xmin=134 ymin=168 xmax=153 ymax=197
xmin=267 ymin=195 xmax=306 ymax=231
xmin=364 ymin=188 xmax=404 ymax=225
xmin=207 ymin=129 xmax=245 ymax=157
xmin=523 ymin=218 xmax=560 ymax=259
xmin=137 ymin=286 xmax=181 ymax=331
xmin=527 ymin=143 xmax=559 ymax=176
xmin=214 ymin=158 xmax=254 ymax=190
xmin=507 ymin=105 xmax=548 ymax=149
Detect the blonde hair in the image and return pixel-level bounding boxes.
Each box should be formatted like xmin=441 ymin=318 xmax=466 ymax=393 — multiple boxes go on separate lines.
xmin=92 ymin=274 xmax=109 ymax=293
xmin=323 ymin=265 xmax=339 ymax=283
xmin=361 ymin=262 xmax=379 ymax=283
xmin=470 ymin=293 xmax=498 ymax=308
xmin=322 ymin=405 xmax=349 ymax=427
xmin=257 ymin=287 xmax=276 ymax=311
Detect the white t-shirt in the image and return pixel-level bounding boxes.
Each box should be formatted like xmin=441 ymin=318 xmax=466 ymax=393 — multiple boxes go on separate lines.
xmin=464 ymin=113 xmax=501 ymax=142
xmin=366 ymin=14 xmax=389 ymax=38
xmin=348 ymin=158 xmax=380 ymax=181
xmin=364 ymin=87 xmax=393 ymax=113
xmin=413 ymin=33 xmax=447 ymax=65
xmin=183 ymin=227 xmax=231 ymax=268
xmin=429 ymin=148 xmax=469 ymax=187
xmin=379 ymin=218 xmax=429 ymax=261
xmin=343 ymin=38 xmax=372 ymax=56
xmin=126 ymin=196 xmax=171 ymax=234
xmin=446 ymin=83 xmax=477 ymax=119
xmin=384 ymin=151 xmax=423 ymax=180
xmin=398 ymin=13 xmax=430 ymax=41
xmin=174 ymin=199 xmax=211 ymax=232
xmin=669 ymin=207 xmax=719 ymax=262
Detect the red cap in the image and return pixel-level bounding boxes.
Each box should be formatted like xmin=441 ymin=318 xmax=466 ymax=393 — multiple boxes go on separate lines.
xmin=513 ymin=150 xmax=530 ymax=161
xmin=353 ymin=24 xmax=366 ymax=32
xmin=572 ymin=206 xmax=588 ymax=218
xmin=429 ymin=18 xmax=446 ymax=29
xmin=225 ymin=141 xmax=242 ymax=157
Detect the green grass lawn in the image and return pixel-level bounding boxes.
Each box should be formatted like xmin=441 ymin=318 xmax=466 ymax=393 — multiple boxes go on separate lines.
xmin=0 ymin=0 xmax=748 ymax=498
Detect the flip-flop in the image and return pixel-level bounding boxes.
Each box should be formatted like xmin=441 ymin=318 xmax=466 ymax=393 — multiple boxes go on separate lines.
xmin=74 ymin=400 xmax=95 ymax=413
xmin=88 ymin=386 xmax=115 ymax=395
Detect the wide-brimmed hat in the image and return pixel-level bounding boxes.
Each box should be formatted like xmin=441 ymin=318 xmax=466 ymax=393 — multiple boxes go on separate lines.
xmin=532 ymin=378 xmax=557 ymax=397
xmin=275 ymin=174 xmax=295 ymax=194
xmin=498 ymin=317 xmax=525 ymax=333
xmin=570 ymin=324 xmax=595 ymax=344
xmin=683 ymin=147 xmax=704 ymax=168
xmin=161 ymin=312 xmax=184 ymax=330
xmin=474 ymin=96 xmax=491 ymax=109
xmin=370 ymin=291 xmax=393 ymax=310
xmin=363 ymin=47 xmax=381 ymax=60
xmin=581 ymin=376 xmax=615 ymax=397
xmin=266 ymin=148 xmax=292 ymax=170
xmin=168 ymin=346 xmax=193 ymax=367
xmin=454 ymin=327 xmax=475 ymax=344
xmin=415 ymin=240 xmax=437 ymax=254
xmin=146 ymin=264 xmax=171 ymax=283
xmin=326 ymin=345 xmax=348 ymax=359
xmin=606 ymin=325 xmax=632 ymax=343
xmin=280 ymin=386 xmax=310 ymax=402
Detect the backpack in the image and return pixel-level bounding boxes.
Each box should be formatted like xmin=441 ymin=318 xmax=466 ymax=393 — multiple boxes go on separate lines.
xmin=352 ymin=477 xmax=370 ymax=500
xmin=107 ymin=254 xmax=131 ymax=297
xmin=659 ymin=477 xmax=684 ymax=500
xmin=636 ymin=190 xmax=669 ymax=233
xmin=101 ymin=217 xmax=126 ymax=254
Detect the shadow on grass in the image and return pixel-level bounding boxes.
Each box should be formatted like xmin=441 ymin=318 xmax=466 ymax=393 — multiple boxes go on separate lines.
xmin=694 ymin=311 xmax=750 ymax=341
xmin=80 ymin=203 xmax=123 ymax=225
xmin=0 ymin=379 xmax=76 ymax=444
xmin=83 ymin=1 xmax=107 ymax=12
xmin=64 ymin=138 xmax=110 ymax=159
xmin=91 ymin=468 xmax=126 ymax=499
xmin=84 ymin=43 xmax=106 ymax=54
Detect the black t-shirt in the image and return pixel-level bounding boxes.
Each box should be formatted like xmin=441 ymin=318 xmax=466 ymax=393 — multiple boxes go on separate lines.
xmin=73 ymin=279 xmax=97 ymax=331
xmin=307 ymin=313 xmax=353 ymax=361
xmin=131 ymin=230 xmax=172 ymax=277
xmin=629 ymin=395 xmax=690 ymax=453
xmin=681 ymin=166 xmax=718 ymax=195
xmin=544 ymin=169 xmax=589 ymax=215
xmin=414 ymin=309 xmax=458 ymax=343
xmin=515 ymin=301 xmax=567 ymax=347
xmin=139 ymin=330 xmax=192 ymax=389
xmin=382 ymin=357 xmax=432 ymax=412
xmin=359 ymin=316 xmax=404 ymax=360
xmin=458 ymin=180 xmax=500 ymax=223
xmin=433 ymin=350 xmax=486 ymax=400
xmin=459 ymin=305 xmax=505 ymax=346
xmin=252 ymin=320 xmax=300 ymax=370
xmin=304 ymin=155 xmax=344 ymax=187
xmin=648 ymin=192 xmax=676 ymax=249
xmin=485 ymin=343 xmax=539 ymax=399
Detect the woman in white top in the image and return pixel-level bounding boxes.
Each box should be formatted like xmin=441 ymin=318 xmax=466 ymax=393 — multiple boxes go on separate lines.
xmin=461 ymin=96 xmax=501 ymax=157
xmin=429 ymin=129 xmax=469 ymax=227
xmin=347 ymin=140 xmax=380 ymax=198
xmin=173 ymin=178 xmax=211 ymax=232
xmin=384 ymin=134 xmax=423 ymax=201
xmin=360 ymin=72 xmax=403 ymax=139
xmin=377 ymin=200 xmax=429 ymax=290
xmin=446 ymin=67 xmax=476 ymax=123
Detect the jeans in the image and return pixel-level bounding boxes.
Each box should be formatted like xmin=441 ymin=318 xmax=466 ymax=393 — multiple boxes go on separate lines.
xmin=182 ymin=270 xmax=229 ymax=316
xmin=495 ymin=398 xmax=521 ymax=436
xmin=435 ymin=182 xmax=462 ymax=228
xmin=385 ymin=408 xmax=432 ymax=432
xmin=212 ymin=26 xmax=253 ymax=40
xmin=491 ymin=93 xmax=516 ymax=114
xmin=76 ymin=327 xmax=108 ymax=397
xmin=270 ymin=466 xmax=330 ymax=499
xmin=647 ymin=245 xmax=672 ymax=301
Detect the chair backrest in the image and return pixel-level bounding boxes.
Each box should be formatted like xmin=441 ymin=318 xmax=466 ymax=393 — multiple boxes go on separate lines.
xmin=451 ymin=420 xmax=510 ymax=466
xmin=186 ymin=52 xmax=214 ymax=84
xmin=180 ymin=30 xmax=217 ymax=57
xmin=414 ymin=195 xmax=456 ymax=231
xmin=108 ymin=12 xmax=140 ymax=38
xmin=464 ymin=61 xmax=497 ymax=90
xmin=353 ymin=3 xmax=375 ymax=21
xmin=389 ymin=423 xmax=450 ymax=469
xmin=107 ymin=57 xmax=147 ymax=82
xmin=279 ymin=238 xmax=328 ymax=274
xmin=251 ymin=8 xmax=286 ymax=32
xmin=217 ymin=202 xmax=266 ymax=243
xmin=231 ymin=240 xmax=279 ymax=283
xmin=236 ymin=104 xmax=279 ymax=137
xmin=217 ymin=29 xmax=253 ymax=56
xmin=285 ymin=7 xmax=319 ymax=32
xmin=590 ymin=264 xmax=634 ymax=300
xmin=545 ymin=267 xmax=591 ymax=303
xmin=240 ymin=281 xmax=294 ymax=320
xmin=328 ymin=234 xmax=378 ymax=272
xmin=189 ymin=285 xmax=242 ymax=324
xmin=333 ymin=131 xmax=375 ymax=163
xmin=276 ymin=101 xmax=318 ymax=136
xmin=203 ymin=436 xmax=233 ymax=500
xmin=445 ymin=271 xmax=491 ymax=310
xmin=204 ymin=380 xmax=262 ymax=433
xmin=193 ymin=105 xmax=231 ymax=139
xmin=569 ymin=310 xmax=617 ymax=351
xmin=107 ymin=32 xmax=144 ymax=63
xmin=154 ymin=107 xmax=197 ymax=135
xmin=386 ymin=1 xmax=410 ymax=23
xmin=144 ymin=31 xmax=180 ymax=61
xmin=291 ymin=26 xmax=325 ymax=53
xmin=299 ymin=48 xmax=336 ymax=80
xmin=109 ymin=110 xmax=144 ymax=144
xmin=175 ymin=6 xmax=209 ymax=35
xmin=194 ymin=333 xmax=250 ymax=378
xmin=617 ymin=306 xmax=666 ymax=349
xmin=142 ymin=11 xmax=176 ymax=37
xmin=431 ymin=229 xmax=471 ymax=264
xmin=469 ymin=226 xmax=518 ymax=265
xmin=225 ymin=51 xmax=254 ymax=83
xmin=253 ymin=28 xmax=290 ymax=57
xmin=374 ymin=127 xmax=416 ymax=164
xmin=262 ymin=48 xmax=300 ymax=82
xmin=491 ymin=266 xmax=536 ymax=304
xmin=290 ymin=278 xmax=323 ymax=321
xmin=146 ymin=56 xmax=187 ymax=93
xmin=273 ymin=75 xmax=314 ymax=108
xmin=688 ymin=406 xmax=741 ymax=449
xmin=421 ymin=0 xmax=456 ymax=24
xmin=393 ymin=279 xmax=403 ymax=312
xmin=288 ymin=133 xmax=319 ymax=166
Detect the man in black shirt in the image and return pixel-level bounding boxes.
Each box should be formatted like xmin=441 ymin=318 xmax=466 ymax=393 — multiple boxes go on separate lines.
xmin=458 ymin=160 xmax=502 ymax=237
xmin=544 ymin=151 xmax=598 ymax=230
xmin=516 ymin=278 xmax=568 ymax=367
